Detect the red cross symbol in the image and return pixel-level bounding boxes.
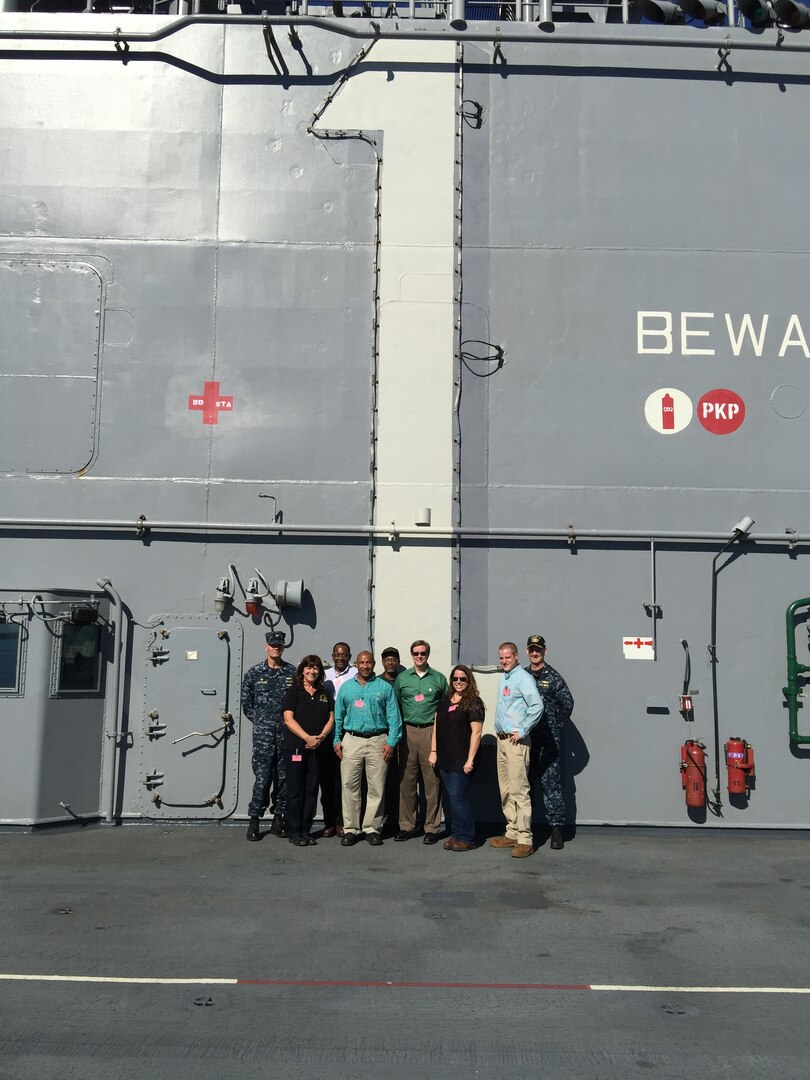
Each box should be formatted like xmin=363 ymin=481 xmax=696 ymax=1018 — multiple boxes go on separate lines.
xmin=188 ymin=381 xmax=234 ymax=425
xmin=624 ymin=638 xmax=653 ymax=649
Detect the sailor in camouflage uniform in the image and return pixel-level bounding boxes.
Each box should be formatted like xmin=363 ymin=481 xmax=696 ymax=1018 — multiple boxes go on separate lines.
xmin=242 ymin=630 xmax=296 ymax=841
xmin=525 ymin=634 xmax=574 ymax=850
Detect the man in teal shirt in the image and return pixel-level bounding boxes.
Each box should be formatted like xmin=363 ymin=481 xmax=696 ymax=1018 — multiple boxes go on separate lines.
xmin=334 ymin=651 xmax=401 ymax=846
xmin=394 ymin=640 xmax=448 ymax=845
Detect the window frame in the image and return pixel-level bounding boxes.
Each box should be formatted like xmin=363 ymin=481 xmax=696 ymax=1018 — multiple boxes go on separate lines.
xmin=50 ymin=621 xmax=105 ymax=698
xmin=0 ymin=621 xmax=26 ymax=697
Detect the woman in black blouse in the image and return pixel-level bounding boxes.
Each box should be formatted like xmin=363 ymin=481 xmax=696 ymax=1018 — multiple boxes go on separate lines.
xmin=281 ymin=655 xmax=334 ymax=847
xmin=428 ymin=664 xmax=484 ymax=852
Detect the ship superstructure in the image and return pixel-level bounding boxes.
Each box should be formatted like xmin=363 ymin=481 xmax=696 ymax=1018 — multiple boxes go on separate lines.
xmin=1 ymin=0 xmax=809 ymax=826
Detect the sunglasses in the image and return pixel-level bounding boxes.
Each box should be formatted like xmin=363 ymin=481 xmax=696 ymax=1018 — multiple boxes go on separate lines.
xmin=452 ymin=676 xmax=468 ymax=683
xmin=412 ymin=651 xmax=428 ymax=657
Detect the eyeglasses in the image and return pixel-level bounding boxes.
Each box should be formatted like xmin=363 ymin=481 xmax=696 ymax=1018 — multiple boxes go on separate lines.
xmin=412 ymin=651 xmax=427 ymax=657
xmin=452 ymin=676 xmax=468 ymax=683
xmin=527 ymin=648 xmax=543 ymax=655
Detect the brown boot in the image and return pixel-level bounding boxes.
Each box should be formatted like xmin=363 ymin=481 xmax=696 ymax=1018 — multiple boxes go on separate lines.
xmin=511 ymin=843 xmax=534 ymax=858
xmin=443 ymin=838 xmax=456 ymax=850
xmin=490 ymin=835 xmax=517 ymax=848
xmin=451 ymin=840 xmax=475 ymax=852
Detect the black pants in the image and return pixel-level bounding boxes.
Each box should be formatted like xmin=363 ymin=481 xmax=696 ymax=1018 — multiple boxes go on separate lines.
xmin=383 ymin=743 xmax=400 ymax=834
xmin=317 ymin=742 xmax=342 ymax=827
xmin=285 ymin=747 xmax=321 ymax=837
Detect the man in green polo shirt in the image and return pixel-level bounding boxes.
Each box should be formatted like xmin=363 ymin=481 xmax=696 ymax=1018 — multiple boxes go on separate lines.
xmin=394 ymin=640 xmax=448 ymax=845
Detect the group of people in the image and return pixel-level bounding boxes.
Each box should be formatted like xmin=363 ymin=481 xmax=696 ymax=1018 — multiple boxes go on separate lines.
xmin=240 ymin=633 xmax=573 ymax=857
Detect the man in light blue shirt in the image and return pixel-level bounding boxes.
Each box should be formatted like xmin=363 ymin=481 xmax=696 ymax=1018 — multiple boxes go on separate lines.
xmin=491 ymin=641 xmax=543 ymax=858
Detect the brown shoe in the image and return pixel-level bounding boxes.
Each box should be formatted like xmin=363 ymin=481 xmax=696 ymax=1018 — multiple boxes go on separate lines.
xmin=335 ymin=823 xmax=344 ymax=837
xmin=511 ymin=843 xmax=534 ymax=858
xmin=490 ymin=836 xmax=517 ymax=849
xmin=322 ymin=827 xmax=337 ymax=839
xmin=452 ymin=840 xmax=475 ymax=852
xmin=443 ymin=838 xmax=456 ymax=850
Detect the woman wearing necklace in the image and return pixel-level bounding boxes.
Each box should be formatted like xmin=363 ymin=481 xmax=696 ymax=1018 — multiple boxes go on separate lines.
xmin=281 ymin=655 xmax=334 ymax=847
xmin=428 ymin=664 xmax=484 ymax=852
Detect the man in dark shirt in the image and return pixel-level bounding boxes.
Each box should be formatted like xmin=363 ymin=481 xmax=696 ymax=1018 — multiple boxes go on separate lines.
xmin=380 ymin=646 xmax=403 ymax=834
xmin=380 ymin=646 xmax=402 ymax=685
xmin=241 ymin=630 xmax=296 ymax=841
xmin=525 ymin=634 xmax=574 ymax=850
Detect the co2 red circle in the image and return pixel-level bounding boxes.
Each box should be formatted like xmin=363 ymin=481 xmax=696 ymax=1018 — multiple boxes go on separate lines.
xmin=697 ymin=389 xmax=746 ymax=435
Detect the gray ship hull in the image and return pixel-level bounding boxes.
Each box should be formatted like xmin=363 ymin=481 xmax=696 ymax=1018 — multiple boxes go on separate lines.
xmin=2 ymin=10 xmax=809 ymax=827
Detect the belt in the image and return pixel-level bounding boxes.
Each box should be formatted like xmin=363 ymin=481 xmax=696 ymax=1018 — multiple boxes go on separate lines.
xmin=344 ymin=730 xmax=387 ymax=739
xmin=405 ymin=721 xmax=434 ymax=728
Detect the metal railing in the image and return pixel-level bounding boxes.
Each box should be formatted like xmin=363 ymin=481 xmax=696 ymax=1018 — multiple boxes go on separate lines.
xmin=0 ymin=0 xmax=629 ymax=21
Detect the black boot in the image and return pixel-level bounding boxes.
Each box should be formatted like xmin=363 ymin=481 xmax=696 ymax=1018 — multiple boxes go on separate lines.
xmin=549 ymin=826 xmax=564 ymax=850
xmin=246 ymin=817 xmax=260 ymax=842
xmin=270 ymin=815 xmax=288 ymax=838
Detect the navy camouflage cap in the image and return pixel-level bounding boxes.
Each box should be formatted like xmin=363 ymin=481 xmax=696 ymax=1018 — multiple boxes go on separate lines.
xmin=526 ymin=634 xmax=546 ymax=650
xmin=265 ymin=631 xmax=286 ymax=646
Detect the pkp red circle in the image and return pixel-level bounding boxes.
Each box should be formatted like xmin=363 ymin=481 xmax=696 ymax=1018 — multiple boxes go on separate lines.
xmin=697 ymin=389 xmax=745 ymax=435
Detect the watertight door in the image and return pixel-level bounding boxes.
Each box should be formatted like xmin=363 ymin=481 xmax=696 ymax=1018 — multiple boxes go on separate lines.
xmin=140 ymin=616 xmax=242 ymax=820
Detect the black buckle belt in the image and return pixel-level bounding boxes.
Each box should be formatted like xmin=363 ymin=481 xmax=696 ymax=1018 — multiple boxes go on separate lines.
xmin=405 ymin=722 xmax=434 ymax=728
xmin=344 ymin=730 xmax=387 ymax=739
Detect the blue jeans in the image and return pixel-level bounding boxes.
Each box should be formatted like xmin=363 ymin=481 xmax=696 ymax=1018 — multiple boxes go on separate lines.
xmin=439 ymin=768 xmax=476 ymax=845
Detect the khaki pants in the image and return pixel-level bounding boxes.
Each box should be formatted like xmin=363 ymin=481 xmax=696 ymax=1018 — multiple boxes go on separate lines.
xmin=496 ymin=736 xmax=532 ymax=846
xmin=340 ymin=733 xmax=389 ymax=836
xmin=398 ymin=723 xmax=442 ymax=835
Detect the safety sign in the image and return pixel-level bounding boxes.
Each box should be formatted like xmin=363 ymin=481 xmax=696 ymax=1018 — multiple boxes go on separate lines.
xmin=645 ymin=388 xmax=746 ymax=436
xmin=696 ymin=389 xmax=745 ymax=435
xmin=623 ymin=636 xmax=654 ymax=660
xmin=644 ymin=388 xmax=693 ymax=434
xmin=188 ymin=381 xmax=234 ymax=425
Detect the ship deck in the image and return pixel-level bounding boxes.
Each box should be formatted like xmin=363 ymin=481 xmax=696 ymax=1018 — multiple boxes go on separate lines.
xmin=1 ymin=823 xmax=808 ymax=1079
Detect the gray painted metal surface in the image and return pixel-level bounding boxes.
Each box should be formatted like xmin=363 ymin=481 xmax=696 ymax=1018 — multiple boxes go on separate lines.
xmin=1 ymin=14 xmax=809 ymax=826
xmin=1 ymin=825 xmax=809 ymax=1079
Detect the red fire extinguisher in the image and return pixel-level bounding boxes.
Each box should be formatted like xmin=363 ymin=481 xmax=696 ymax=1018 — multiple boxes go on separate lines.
xmin=680 ymin=740 xmax=706 ymax=808
xmin=725 ymin=738 xmax=755 ymax=795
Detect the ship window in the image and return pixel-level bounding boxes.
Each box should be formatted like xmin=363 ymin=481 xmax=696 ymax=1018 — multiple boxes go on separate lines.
xmin=55 ymin=623 xmax=103 ymax=695
xmin=0 ymin=624 xmax=23 ymax=693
